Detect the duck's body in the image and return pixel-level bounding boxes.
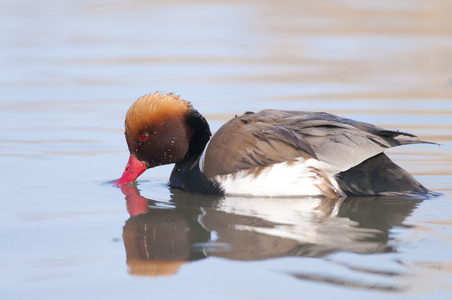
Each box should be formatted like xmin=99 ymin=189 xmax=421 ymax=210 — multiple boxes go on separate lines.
xmin=115 ymin=92 xmax=434 ymax=198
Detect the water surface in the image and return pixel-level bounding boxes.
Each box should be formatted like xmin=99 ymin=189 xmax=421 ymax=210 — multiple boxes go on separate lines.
xmin=1 ymin=0 xmax=452 ymax=299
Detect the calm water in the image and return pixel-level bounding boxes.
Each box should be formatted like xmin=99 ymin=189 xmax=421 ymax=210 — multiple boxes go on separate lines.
xmin=1 ymin=0 xmax=452 ymax=299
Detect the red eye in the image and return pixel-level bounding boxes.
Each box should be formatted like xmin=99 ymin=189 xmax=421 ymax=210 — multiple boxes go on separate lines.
xmin=140 ymin=133 xmax=148 ymax=141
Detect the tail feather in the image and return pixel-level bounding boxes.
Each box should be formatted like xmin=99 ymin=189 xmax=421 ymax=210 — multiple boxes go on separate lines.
xmin=337 ymin=153 xmax=434 ymax=197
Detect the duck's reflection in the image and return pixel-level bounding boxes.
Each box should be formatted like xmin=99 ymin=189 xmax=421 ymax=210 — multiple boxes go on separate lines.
xmin=120 ymin=185 xmax=423 ymax=277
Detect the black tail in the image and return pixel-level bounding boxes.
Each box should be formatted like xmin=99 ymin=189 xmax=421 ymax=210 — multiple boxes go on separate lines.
xmin=337 ymin=153 xmax=435 ymax=197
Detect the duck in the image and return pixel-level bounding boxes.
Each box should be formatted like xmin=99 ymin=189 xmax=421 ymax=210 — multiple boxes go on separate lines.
xmin=114 ymin=92 xmax=435 ymax=198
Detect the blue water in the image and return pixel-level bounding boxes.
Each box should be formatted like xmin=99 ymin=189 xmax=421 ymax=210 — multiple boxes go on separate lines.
xmin=1 ymin=1 xmax=452 ymax=299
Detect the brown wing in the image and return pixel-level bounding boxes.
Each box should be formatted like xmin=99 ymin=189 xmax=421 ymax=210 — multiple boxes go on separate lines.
xmin=201 ymin=109 xmax=433 ymax=179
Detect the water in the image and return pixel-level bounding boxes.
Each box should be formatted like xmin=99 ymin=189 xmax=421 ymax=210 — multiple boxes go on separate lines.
xmin=1 ymin=0 xmax=452 ymax=299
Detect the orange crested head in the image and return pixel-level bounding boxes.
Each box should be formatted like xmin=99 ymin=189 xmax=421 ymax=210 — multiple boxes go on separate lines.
xmin=124 ymin=92 xmax=192 ymax=140
xmin=114 ymin=92 xmax=200 ymax=186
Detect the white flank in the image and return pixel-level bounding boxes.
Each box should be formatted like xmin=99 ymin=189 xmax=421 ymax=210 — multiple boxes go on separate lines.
xmin=198 ymin=139 xmax=210 ymax=172
xmin=215 ymin=158 xmax=341 ymax=197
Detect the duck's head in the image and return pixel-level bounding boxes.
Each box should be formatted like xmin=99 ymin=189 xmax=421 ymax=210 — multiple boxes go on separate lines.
xmin=114 ymin=92 xmax=210 ymax=186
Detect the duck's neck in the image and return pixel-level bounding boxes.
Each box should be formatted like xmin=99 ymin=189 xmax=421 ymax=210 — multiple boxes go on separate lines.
xmin=169 ymin=109 xmax=222 ymax=194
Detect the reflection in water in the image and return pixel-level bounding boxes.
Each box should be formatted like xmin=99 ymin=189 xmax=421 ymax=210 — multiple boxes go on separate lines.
xmin=120 ymin=185 xmax=424 ymax=278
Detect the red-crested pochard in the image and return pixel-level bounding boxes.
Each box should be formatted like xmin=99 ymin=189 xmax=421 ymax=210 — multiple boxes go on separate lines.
xmin=114 ymin=92 xmax=435 ymax=197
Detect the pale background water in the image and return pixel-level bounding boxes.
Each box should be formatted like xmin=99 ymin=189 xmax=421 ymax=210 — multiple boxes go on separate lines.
xmin=1 ymin=0 xmax=452 ymax=299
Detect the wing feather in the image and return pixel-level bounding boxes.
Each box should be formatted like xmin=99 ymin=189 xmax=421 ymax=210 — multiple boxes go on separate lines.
xmin=202 ymin=109 xmax=434 ymax=178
